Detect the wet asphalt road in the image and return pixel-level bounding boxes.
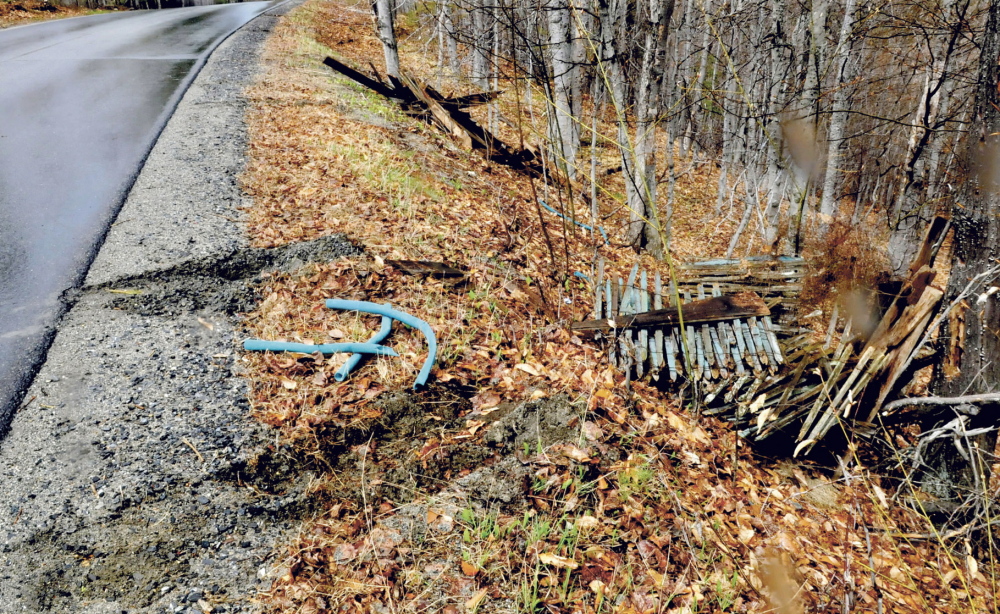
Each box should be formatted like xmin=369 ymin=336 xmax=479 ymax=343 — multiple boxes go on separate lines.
xmin=0 ymin=2 xmax=270 ymax=435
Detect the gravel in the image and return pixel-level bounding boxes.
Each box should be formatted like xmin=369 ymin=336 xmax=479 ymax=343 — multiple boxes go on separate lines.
xmin=0 ymin=2 xmax=355 ymax=612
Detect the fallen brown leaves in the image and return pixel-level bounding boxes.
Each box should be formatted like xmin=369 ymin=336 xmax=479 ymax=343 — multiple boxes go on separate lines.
xmin=240 ymin=1 xmax=1000 ymax=612
xmin=0 ymin=1 xmax=109 ymax=28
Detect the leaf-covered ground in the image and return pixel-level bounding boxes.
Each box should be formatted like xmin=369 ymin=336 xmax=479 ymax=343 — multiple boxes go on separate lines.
xmin=239 ymin=1 xmax=999 ymax=612
xmin=0 ymin=1 xmax=114 ymax=28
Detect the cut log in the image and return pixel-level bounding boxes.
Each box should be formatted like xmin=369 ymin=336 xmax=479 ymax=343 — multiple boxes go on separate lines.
xmin=571 ymin=292 xmax=769 ymax=332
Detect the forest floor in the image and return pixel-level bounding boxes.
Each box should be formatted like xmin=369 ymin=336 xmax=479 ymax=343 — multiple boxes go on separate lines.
xmin=237 ymin=0 xmax=999 ymax=612
xmin=0 ymin=0 xmax=119 ymax=28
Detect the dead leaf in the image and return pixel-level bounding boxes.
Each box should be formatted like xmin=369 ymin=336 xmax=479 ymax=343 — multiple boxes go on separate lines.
xmin=538 ymin=553 xmax=579 ymax=569
xmin=461 ymin=560 xmax=479 ymax=576
xmin=514 ymin=362 xmax=541 ymax=376
xmin=281 ymin=377 xmax=298 ymax=390
xmin=472 ymin=392 xmax=501 ymax=410
xmin=576 ymin=515 xmax=600 ymax=530
xmin=557 ymin=443 xmax=591 ymax=463
xmin=465 ymin=587 xmax=487 ymax=611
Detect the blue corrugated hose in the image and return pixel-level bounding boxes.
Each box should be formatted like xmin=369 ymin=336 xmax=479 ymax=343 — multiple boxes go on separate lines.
xmin=242 ymin=339 xmax=398 ymax=356
xmin=325 ymin=300 xmax=437 ymax=390
xmin=335 ymin=314 xmax=393 ymax=382
xmin=539 ymin=199 xmax=609 ymax=245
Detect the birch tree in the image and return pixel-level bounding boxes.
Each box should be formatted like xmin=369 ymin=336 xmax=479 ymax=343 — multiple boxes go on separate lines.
xmin=547 ymin=0 xmax=580 ymax=178
xmin=373 ymin=0 xmax=400 ymax=78
xmin=624 ymin=0 xmax=675 ymax=257
xmin=817 ymin=0 xmax=857 ymax=230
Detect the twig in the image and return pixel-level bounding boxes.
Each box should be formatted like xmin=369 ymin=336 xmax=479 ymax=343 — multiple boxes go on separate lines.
xmin=882 ymin=392 xmax=1000 ymax=414
xmin=182 ymin=437 xmax=205 ymax=463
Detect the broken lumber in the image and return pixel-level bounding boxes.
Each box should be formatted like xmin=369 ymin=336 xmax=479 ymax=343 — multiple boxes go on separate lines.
xmin=387 ymin=259 xmax=466 ymax=279
xmin=322 ymin=56 xmax=540 ymax=175
xmin=398 ymin=73 xmax=473 ymax=149
xmin=572 ymin=292 xmax=769 ymax=333
xmin=322 ymin=56 xmax=401 ymax=100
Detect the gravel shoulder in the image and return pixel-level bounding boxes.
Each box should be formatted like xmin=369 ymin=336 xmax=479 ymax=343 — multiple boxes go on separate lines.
xmin=0 ymin=4 xmax=356 ymax=613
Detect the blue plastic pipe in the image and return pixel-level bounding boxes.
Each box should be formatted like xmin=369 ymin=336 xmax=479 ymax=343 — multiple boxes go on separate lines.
xmin=539 ymin=199 xmax=610 ymax=245
xmin=242 ymin=339 xmax=399 ymax=356
xmin=335 ymin=315 xmax=393 ymax=382
xmin=325 ymin=299 xmax=437 ymax=390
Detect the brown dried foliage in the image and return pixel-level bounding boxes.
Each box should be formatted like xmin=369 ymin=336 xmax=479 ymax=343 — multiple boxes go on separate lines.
xmin=240 ymin=1 xmax=998 ymax=612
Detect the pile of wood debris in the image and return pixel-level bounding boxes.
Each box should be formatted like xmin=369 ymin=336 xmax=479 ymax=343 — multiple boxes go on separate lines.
xmin=574 ymin=217 xmax=991 ymax=457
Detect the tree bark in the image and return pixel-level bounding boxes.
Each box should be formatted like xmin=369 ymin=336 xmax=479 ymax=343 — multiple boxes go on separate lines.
xmin=547 ymin=0 xmax=579 ymax=179
xmin=625 ymin=0 xmax=674 ymax=258
xmin=373 ymin=0 xmax=400 ymax=79
xmin=923 ymin=0 xmax=1000 ymax=521
xmin=817 ymin=0 xmax=857 ymax=230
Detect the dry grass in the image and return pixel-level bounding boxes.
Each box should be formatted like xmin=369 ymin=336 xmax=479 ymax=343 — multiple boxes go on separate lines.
xmin=239 ymin=1 xmax=1000 ymax=612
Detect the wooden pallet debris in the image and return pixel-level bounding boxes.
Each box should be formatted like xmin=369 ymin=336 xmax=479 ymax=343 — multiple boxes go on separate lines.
xmin=322 ymin=57 xmax=540 ymax=174
xmin=578 ymin=262 xmax=785 ymax=383
xmin=704 ymin=216 xmax=957 ymax=456
xmin=676 ymin=255 xmax=808 ymax=324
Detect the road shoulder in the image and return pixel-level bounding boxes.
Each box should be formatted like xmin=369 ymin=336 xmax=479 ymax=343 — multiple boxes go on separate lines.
xmin=0 ymin=3 xmax=347 ymax=613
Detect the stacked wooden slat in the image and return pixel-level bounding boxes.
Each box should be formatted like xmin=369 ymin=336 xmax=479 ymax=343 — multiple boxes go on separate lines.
xmin=586 ymin=262 xmax=785 ymax=384
xmin=676 ymin=256 xmax=808 ymax=324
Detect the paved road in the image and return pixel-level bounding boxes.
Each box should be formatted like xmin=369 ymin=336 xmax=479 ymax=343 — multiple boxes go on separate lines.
xmin=0 ymin=2 xmax=270 ymax=435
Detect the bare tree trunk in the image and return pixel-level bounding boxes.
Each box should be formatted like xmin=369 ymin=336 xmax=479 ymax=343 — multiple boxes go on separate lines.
xmin=817 ymin=0 xmax=857 ymax=230
xmin=547 ymin=0 xmax=580 ymax=179
xmin=471 ymin=1 xmax=491 ymax=89
xmin=888 ymin=0 xmax=963 ymax=278
xmin=923 ymin=0 xmax=1000 ymax=525
xmin=762 ymin=0 xmax=791 ymax=251
xmin=373 ymin=0 xmax=400 ymax=79
xmin=625 ymin=0 xmax=674 ymax=258
xmin=803 ymin=0 xmax=827 ymax=128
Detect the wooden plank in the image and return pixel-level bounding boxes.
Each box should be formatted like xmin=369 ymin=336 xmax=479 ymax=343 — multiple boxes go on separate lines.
xmin=653 ymin=272 xmax=664 ymax=372
xmin=386 ymin=259 xmax=466 ymax=278
xmin=322 ymin=56 xmax=403 ymax=100
xmin=740 ymin=320 xmax=763 ymax=373
xmin=907 ymin=215 xmax=951 ymax=279
xmin=571 ymin=291 xmax=769 ymax=332
xmin=762 ymin=316 xmax=784 ymax=364
xmin=398 ymin=73 xmax=474 ymax=150
xmin=697 ymin=285 xmax=715 ymax=371
xmin=666 ymin=331 xmax=678 ymax=381
xmin=710 ymin=326 xmax=728 ymax=377
xmin=749 ymin=317 xmax=771 ymax=366
xmin=639 ymin=270 xmax=649 ymax=367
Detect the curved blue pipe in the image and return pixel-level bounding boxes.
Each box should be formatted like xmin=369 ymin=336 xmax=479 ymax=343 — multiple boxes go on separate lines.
xmin=573 ymin=271 xmax=591 ymax=282
xmin=539 ymin=199 xmax=609 ymax=245
xmin=335 ymin=315 xmax=393 ymax=382
xmin=325 ymin=299 xmax=437 ymax=390
xmin=242 ymin=339 xmax=398 ymax=356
